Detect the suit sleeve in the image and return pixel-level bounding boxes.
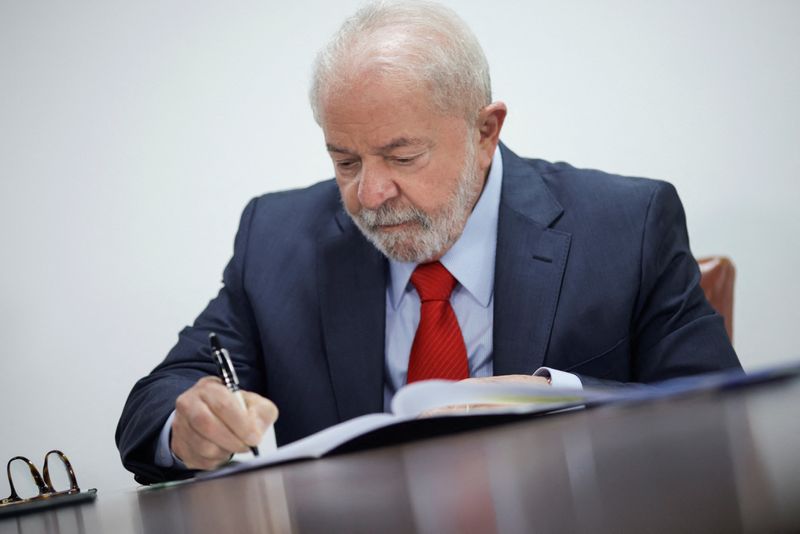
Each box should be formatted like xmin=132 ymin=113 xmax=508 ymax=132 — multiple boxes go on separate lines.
xmin=633 ymin=182 xmax=741 ymax=380
xmin=115 ymin=198 xmax=266 ymax=484
xmin=579 ymin=182 xmax=741 ymax=386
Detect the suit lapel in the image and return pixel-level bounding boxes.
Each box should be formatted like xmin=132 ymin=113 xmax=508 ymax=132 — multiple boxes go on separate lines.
xmin=318 ymin=212 xmax=387 ymax=421
xmin=493 ymin=145 xmax=571 ymax=375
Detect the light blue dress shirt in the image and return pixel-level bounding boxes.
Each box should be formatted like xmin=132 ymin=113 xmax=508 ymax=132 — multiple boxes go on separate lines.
xmin=383 ymin=147 xmax=503 ymax=408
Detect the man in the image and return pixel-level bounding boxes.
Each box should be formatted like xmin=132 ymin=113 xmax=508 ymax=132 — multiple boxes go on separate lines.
xmin=116 ymin=0 xmax=740 ymax=484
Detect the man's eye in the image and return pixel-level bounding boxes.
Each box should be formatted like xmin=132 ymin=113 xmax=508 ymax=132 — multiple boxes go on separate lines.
xmin=392 ymin=155 xmax=419 ymax=165
xmin=336 ymin=160 xmax=359 ymax=170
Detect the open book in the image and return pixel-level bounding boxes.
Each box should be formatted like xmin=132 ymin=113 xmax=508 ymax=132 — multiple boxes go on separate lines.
xmin=162 ymin=363 xmax=800 ymax=486
xmin=197 ymin=379 xmax=612 ymax=482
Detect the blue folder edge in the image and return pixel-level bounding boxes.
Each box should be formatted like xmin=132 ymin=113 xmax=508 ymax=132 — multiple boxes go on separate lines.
xmin=594 ymin=360 xmax=800 ymax=407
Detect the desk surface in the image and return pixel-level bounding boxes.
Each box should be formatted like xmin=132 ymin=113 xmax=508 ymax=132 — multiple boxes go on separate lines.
xmin=3 ymin=376 xmax=799 ymax=534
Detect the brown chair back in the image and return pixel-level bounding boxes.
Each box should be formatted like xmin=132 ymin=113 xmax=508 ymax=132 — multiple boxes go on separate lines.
xmin=697 ymin=256 xmax=735 ymax=342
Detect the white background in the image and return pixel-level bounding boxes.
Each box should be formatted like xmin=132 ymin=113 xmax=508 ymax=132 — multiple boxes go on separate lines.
xmin=1 ymin=0 xmax=798 ymax=494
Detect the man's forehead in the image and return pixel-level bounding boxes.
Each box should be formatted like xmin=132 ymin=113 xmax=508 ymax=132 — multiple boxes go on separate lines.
xmin=326 ymin=136 xmax=434 ymax=155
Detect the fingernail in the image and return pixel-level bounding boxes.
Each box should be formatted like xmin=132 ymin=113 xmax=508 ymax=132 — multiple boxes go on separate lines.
xmin=247 ymin=433 xmax=260 ymax=445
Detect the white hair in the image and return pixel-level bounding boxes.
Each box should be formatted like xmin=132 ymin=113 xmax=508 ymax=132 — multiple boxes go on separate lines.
xmin=309 ymin=0 xmax=492 ymax=124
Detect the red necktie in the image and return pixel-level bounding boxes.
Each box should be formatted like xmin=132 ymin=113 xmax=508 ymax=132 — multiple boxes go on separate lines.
xmin=407 ymin=262 xmax=469 ymax=383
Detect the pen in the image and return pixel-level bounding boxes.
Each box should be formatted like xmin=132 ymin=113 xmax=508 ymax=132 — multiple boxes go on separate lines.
xmin=208 ymin=333 xmax=260 ymax=457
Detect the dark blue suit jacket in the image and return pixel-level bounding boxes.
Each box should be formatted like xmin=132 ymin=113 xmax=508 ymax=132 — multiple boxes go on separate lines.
xmin=116 ymin=144 xmax=740 ymax=483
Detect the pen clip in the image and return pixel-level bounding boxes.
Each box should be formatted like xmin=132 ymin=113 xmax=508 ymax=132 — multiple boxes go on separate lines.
xmin=219 ymin=348 xmax=241 ymax=391
xmin=209 ymin=334 xmax=241 ymax=392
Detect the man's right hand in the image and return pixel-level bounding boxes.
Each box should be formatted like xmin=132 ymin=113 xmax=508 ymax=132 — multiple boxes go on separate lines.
xmin=171 ymin=376 xmax=279 ymax=470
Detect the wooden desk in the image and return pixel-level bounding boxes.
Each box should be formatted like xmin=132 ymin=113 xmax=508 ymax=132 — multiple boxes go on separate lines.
xmin=3 ymin=376 xmax=799 ymax=533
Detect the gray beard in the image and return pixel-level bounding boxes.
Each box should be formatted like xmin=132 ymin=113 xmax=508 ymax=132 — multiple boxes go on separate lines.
xmin=347 ymin=140 xmax=481 ymax=263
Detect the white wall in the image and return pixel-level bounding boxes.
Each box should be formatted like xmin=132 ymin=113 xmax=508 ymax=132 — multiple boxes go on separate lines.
xmin=1 ymin=0 xmax=797 ymax=494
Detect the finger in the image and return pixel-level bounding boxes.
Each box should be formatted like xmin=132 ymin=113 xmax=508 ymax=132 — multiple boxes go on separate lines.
xmin=196 ymin=380 xmax=260 ymax=446
xmin=171 ymin=421 xmax=231 ymax=470
xmin=179 ymin=391 xmax=253 ymax=454
xmin=197 ymin=375 xmax=223 ymax=386
xmin=241 ymin=391 xmax=279 ymax=434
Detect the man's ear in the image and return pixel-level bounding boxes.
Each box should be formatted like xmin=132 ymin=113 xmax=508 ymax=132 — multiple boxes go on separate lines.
xmin=476 ymin=101 xmax=507 ymax=169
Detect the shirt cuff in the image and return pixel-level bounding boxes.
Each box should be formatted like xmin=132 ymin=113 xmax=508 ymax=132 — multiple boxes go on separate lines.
xmin=154 ymin=410 xmax=187 ymax=469
xmin=534 ymin=367 xmax=584 ymax=390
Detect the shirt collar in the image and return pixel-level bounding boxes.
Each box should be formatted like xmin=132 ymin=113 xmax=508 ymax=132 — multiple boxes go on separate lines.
xmin=388 ymin=145 xmax=503 ymax=309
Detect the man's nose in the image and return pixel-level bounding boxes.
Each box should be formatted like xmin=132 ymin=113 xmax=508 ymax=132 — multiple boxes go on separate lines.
xmin=357 ymin=165 xmax=399 ymax=210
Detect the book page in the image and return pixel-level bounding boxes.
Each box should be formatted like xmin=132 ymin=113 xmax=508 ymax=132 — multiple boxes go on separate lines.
xmin=200 ymin=380 xmax=617 ymax=482
xmin=391 ymin=380 xmax=598 ymax=418
xmin=200 ymin=412 xmax=402 ymax=481
xmin=262 ymin=412 xmax=402 ymax=461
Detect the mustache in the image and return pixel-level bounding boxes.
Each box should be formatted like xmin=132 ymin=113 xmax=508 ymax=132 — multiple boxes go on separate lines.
xmin=355 ymin=202 xmax=432 ymax=229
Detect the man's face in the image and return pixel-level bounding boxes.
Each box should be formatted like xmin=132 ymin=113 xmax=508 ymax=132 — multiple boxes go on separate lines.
xmin=320 ymin=75 xmax=485 ymax=263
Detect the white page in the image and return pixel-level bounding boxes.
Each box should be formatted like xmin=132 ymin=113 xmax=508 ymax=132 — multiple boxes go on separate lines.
xmin=202 ymin=412 xmax=404 ymax=480
xmin=391 ymin=379 xmax=602 ymax=417
xmin=231 ymin=424 xmax=277 ymax=463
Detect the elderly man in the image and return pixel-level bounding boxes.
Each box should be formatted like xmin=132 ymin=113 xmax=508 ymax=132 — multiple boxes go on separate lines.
xmin=117 ymin=0 xmax=740 ymax=483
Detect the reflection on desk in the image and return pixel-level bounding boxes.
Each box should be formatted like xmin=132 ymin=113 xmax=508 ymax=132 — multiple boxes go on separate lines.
xmin=3 ymin=375 xmax=799 ymax=534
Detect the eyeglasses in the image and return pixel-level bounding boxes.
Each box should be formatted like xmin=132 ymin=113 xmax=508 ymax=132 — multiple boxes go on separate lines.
xmin=1 ymin=450 xmax=80 ymax=507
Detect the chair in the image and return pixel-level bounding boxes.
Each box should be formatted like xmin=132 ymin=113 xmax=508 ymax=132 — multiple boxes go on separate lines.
xmin=697 ymin=256 xmax=735 ymax=342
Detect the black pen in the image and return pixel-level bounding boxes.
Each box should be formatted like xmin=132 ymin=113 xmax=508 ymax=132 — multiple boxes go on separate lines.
xmin=208 ymin=333 xmax=260 ymax=457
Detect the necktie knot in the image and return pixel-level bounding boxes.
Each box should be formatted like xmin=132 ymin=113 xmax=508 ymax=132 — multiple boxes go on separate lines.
xmin=411 ymin=262 xmax=457 ymax=302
